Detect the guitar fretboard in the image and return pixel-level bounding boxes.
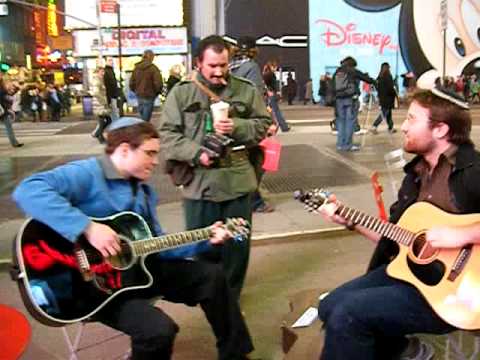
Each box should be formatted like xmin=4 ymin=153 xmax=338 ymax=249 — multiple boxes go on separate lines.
xmin=132 ymin=228 xmax=211 ymax=256
xmin=337 ymin=204 xmax=416 ymax=246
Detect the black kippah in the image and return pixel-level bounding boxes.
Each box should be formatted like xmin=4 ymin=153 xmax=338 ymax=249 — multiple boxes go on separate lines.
xmin=431 ymin=86 xmax=469 ymax=110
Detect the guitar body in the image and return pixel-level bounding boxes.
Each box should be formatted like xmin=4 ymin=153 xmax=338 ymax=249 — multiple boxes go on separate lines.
xmin=388 ymin=202 xmax=480 ymax=329
xmin=12 ymin=212 xmax=155 ymax=327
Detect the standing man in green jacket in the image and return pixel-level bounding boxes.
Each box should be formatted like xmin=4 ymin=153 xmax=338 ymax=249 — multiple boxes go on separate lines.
xmin=159 ymin=35 xmax=272 ymax=299
xmin=129 ymin=49 xmax=164 ymax=122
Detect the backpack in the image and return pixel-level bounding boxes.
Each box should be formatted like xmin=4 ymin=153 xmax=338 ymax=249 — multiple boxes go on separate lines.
xmin=334 ymin=68 xmax=356 ymax=98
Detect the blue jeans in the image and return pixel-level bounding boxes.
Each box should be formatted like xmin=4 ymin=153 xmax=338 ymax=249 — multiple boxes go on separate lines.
xmin=373 ymin=106 xmax=394 ymax=130
xmin=335 ymin=97 xmax=355 ymax=150
xmin=2 ymin=112 xmax=21 ymax=146
xmin=137 ymin=97 xmax=156 ymax=122
xmin=267 ymin=95 xmax=289 ymax=132
xmin=319 ymin=265 xmax=455 ymax=360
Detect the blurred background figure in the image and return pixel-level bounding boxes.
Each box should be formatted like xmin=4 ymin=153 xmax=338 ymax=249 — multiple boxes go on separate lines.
xmin=91 ymin=67 xmax=111 ymax=143
xmin=370 ymin=62 xmax=398 ymax=134
xmin=129 ymin=49 xmax=164 ymax=122
xmin=286 ymin=72 xmax=297 ymax=105
xmin=230 ymin=36 xmax=275 ymax=214
xmin=166 ymin=64 xmax=182 ymax=95
xmin=104 ymin=57 xmax=120 ymax=121
xmin=263 ymin=61 xmax=290 ymax=132
xmin=0 ymin=76 xmax=23 ymax=147
xmin=303 ymin=78 xmax=315 ymax=105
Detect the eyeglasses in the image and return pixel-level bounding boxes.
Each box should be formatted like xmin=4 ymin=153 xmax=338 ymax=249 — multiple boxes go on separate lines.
xmin=138 ymin=148 xmax=159 ymax=158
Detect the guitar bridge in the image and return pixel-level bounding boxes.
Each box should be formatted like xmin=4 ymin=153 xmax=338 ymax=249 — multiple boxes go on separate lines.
xmin=74 ymin=248 xmax=94 ymax=282
xmin=448 ymin=246 xmax=472 ymax=281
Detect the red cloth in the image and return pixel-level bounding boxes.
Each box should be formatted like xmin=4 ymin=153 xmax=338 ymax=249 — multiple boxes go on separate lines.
xmin=22 ymin=240 xmax=122 ymax=289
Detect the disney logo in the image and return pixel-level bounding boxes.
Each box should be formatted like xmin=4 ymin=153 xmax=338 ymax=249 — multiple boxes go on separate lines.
xmin=315 ymin=19 xmax=397 ymax=55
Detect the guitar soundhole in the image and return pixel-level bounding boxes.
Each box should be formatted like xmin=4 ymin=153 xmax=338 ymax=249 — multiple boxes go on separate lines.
xmin=411 ymin=233 xmax=437 ymax=260
xmin=108 ymin=240 xmax=133 ymax=270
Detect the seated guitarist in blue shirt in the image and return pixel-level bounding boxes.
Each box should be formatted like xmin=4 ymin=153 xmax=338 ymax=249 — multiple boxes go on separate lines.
xmin=317 ymin=87 xmax=480 ymax=360
xmin=13 ymin=117 xmax=254 ymax=360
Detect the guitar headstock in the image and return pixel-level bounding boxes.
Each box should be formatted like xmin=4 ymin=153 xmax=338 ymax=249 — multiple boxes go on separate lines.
xmin=225 ymin=217 xmax=251 ymax=242
xmin=293 ymin=188 xmax=332 ymax=213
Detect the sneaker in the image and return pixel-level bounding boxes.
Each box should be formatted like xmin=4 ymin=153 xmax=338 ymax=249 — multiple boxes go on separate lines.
xmin=389 ymin=128 xmax=397 ymax=134
xmin=347 ymin=145 xmax=361 ymax=152
xmin=369 ymin=127 xmax=378 ymax=135
xmin=400 ymin=337 xmax=434 ymax=360
xmin=13 ymin=143 xmax=24 ymax=148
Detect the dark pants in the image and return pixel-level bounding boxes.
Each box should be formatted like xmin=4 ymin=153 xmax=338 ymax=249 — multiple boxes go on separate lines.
xmin=372 ymin=106 xmax=394 ymax=130
xmin=318 ymin=265 xmax=455 ymax=360
xmin=184 ymin=195 xmax=252 ymax=300
xmin=94 ymin=259 xmax=253 ymax=360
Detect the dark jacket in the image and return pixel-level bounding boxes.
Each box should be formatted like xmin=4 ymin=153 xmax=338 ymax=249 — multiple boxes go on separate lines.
xmin=166 ymin=75 xmax=181 ymax=95
xmin=376 ymin=73 xmax=397 ymax=109
xmin=368 ymin=143 xmax=480 ymax=271
xmin=334 ymin=65 xmax=374 ymax=99
xmin=129 ymin=60 xmax=163 ymax=99
xmin=103 ymin=65 xmax=120 ymax=103
xmin=263 ymin=70 xmax=277 ymax=92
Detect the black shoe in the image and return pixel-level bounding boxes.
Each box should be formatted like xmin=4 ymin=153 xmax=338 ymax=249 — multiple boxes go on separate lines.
xmin=13 ymin=143 xmax=24 ymax=148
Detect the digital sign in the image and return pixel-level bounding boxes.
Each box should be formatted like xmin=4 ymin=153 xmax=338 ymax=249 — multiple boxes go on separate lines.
xmin=73 ymin=27 xmax=188 ymax=57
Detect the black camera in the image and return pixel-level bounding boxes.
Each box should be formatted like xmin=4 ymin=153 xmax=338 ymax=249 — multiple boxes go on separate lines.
xmin=201 ymin=133 xmax=234 ymax=162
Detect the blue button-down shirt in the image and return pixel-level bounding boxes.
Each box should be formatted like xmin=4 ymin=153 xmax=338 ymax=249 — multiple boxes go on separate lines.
xmin=13 ymin=155 xmax=210 ymax=259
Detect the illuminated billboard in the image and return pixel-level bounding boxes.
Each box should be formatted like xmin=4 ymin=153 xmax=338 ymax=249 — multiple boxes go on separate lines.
xmin=73 ymin=27 xmax=188 ymax=57
xmin=309 ymin=0 xmax=406 ymax=96
xmin=65 ymin=0 xmax=183 ymax=29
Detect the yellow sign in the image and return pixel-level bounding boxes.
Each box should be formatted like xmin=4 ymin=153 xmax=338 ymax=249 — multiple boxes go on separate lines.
xmin=48 ymin=2 xmax=58 ymax=37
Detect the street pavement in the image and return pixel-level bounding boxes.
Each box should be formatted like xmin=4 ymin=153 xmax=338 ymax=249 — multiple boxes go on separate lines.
xmin=1 ymin=102 xmax=480 ymax=359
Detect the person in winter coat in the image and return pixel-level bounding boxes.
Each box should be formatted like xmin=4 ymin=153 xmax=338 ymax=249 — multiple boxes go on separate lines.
xmin=103 ymin=57 xmax=120 ymax=121
xmin=129 ymin=50 xmax=163 ymax=122
xmin=370 ymin=62 xmax=398 ymax=134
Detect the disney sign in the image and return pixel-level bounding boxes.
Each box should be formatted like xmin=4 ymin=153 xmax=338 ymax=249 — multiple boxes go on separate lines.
xmin=315 ymin=19 xmax=398 ymax=55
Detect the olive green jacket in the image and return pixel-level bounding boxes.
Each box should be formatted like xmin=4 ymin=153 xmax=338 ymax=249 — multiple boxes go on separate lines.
xmin=159 ymin=73 xmax=272 ymax=201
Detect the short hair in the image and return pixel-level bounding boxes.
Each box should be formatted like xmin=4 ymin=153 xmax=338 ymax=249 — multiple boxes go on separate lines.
xmin=105 ymin=122 xmax=159 ymax=155
xmin=195 ymin=35 xmax=230 ymax=62
xmin=143 ymin=50 xmax=155 ymax=60
xmin=411 ymin=90 xmax=472 ymax=145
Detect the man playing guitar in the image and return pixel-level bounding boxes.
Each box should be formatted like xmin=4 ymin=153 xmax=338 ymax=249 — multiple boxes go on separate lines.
xmin=12 ymin=117 xmax=254 ymax=360
xmin=317 ymin=87 xmax=480 ymax=359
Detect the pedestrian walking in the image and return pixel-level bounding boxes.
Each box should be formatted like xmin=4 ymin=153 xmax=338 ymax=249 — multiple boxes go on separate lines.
xmin=263 ymin=61 xmax=290 ymax=132
xmin=129 ymin=49 xmax=164 ymax=122
xmin=370 ymin=62 xmax=398 ymax=134
xmin=0 ymin=78 xmax=23 ymax=147
xmin=104 ymin=57 xmax=120 ymax=121
xmin=333 ymin=56 xmax=374 ymax=151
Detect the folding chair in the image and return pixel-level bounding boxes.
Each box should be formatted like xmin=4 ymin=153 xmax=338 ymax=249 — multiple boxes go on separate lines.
xmin=62 ymin=321 xmax=131 ymax=360
xmin=383 ymin=148 xmax=407 ymax=196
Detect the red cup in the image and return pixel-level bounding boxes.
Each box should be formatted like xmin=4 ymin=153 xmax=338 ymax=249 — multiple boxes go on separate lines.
xmin=260 ymin=137 xmax=282 ymax=172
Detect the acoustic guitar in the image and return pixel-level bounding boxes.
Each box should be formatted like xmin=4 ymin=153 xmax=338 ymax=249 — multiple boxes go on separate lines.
xmin=11 ymin=211 xmax=249 ymax=327
xmin=295 ymin=188 xmax=480 ymax=330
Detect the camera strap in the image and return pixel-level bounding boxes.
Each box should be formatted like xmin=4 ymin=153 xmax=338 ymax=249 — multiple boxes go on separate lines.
xmin=190 ymin=71 xmax=222 ymax=103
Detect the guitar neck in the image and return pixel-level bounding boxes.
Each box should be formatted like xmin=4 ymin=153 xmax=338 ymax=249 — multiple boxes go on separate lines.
xmin=132 ymin=228 xmax=211 ymax=257
xmin=336 ymin=204 xmax=415 ymax=246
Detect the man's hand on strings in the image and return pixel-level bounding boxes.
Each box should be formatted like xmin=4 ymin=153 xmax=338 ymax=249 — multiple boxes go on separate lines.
xmin=209 ymin=221 xmax=233 ymax=245
xmin=84 ymin=222 xmax=121 ymax=257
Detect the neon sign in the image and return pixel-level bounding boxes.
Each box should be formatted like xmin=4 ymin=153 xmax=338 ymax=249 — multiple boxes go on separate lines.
xmin=48 ymin=0 xmax=58 ymax=37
